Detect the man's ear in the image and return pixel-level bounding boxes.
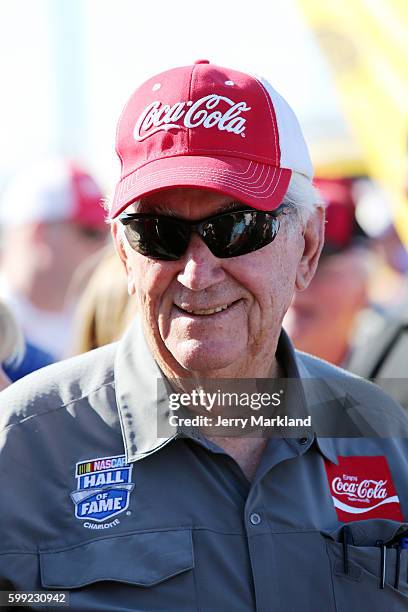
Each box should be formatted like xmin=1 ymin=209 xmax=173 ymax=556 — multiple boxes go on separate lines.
xmin=295 ymin=206 xmax=325 ymax=291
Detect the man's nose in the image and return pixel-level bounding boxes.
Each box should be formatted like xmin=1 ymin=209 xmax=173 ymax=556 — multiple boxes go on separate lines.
xmin=177 ymin=234 xmax=226 ymax=291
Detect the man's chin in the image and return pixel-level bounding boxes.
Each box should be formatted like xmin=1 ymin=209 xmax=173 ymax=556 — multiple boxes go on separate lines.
xmin=165 ymin=339 xmax=240 ymax=375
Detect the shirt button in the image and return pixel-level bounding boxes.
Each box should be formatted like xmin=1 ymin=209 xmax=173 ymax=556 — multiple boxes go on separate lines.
xmin=249 ymin=512 xmax=262 ymax=525
xmin=298 ymin=436 xmax=309 ymax=445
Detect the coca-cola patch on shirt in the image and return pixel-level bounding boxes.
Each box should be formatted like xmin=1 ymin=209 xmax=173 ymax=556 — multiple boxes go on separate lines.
xmin=325 ymin=456 xmax=403 ymax=522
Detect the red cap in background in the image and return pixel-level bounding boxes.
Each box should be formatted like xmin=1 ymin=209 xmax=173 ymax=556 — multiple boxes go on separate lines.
xmin=0 ymin=159 xmax=106 ymax=229
xmin=314 ymin=177 xmax=367 ymax=254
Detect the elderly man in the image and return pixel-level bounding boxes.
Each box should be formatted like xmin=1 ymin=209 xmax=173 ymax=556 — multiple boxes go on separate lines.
xmin=1 ymin=61 xmax=408 ymax=611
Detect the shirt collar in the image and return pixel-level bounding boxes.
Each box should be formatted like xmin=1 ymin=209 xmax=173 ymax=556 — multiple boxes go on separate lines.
xmin=314 ymin=437 xmax=339 ymax=464
xmin=294 ymin=352 xmax=341 ymax=465
xmin=114 ymin=318 xmax=338 ymax=464
xmin=114 ymin=318 xmax=176 ymax=463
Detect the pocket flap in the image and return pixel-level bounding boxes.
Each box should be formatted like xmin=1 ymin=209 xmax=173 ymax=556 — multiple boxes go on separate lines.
xmin=323 ymin=520 xmax=408 ymax=546
xmin=40 ymin=529 xmax=194 ymax=589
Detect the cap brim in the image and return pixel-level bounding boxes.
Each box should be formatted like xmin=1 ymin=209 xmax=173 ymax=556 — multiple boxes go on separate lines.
xmin=111 ymin=155 xmax=291 ymax=218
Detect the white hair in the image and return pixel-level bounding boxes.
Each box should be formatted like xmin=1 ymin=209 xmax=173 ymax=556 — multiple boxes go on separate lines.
xmin=281 ymin=172 xmax=322 ymax=226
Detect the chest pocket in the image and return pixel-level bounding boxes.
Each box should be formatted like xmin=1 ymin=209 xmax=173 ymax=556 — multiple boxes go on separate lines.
xmin=322 ymin=520 xmax=408 ymax=612
xmin=39 ymin=529 xmax=196 ymax=612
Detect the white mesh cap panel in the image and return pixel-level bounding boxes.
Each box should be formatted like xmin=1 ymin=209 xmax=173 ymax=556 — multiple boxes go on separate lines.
xmin=257 ymin=77 xmax=313 ymax=180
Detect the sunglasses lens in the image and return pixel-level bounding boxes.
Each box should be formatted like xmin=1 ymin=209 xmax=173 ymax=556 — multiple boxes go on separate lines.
xmin=201 ymin=211 xmax=280 ymax=258
xmin=121 ymin=209 xmax=281 ymax=260
xmin=123 ymin=217 xmax=190 ymax=260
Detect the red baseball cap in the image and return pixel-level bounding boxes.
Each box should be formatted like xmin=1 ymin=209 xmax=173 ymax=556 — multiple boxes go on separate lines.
xmin=314 ymin=177 xmax=368 ymax=253
xmin=0 ymin=159 xmax=106 ymax=229
xmin=111 ymin=60 xmax=313 ymax=218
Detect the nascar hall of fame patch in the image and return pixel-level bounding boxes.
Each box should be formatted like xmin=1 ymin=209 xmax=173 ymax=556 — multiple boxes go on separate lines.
xmin=71 ymin=454 xmax=134 ymax=528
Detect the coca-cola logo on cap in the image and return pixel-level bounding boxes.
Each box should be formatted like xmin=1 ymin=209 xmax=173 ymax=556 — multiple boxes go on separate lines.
xmin=133 ymin=94 xmax=251 ymax=142
xmin=325 ymin=455 xmax=403 ymax=523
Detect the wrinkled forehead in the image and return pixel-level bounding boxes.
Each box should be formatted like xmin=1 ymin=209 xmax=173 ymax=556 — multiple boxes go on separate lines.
xmin=124 ymin=187 xmax=250 ymax=219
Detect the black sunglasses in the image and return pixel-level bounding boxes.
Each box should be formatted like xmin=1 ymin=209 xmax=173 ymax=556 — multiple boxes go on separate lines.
xmin=118 ymin=205 xmax=287 ymax=261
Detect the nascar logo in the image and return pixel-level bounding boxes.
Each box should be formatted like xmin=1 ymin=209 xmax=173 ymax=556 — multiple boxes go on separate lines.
xmin=71 ymin=454 xmax=134 ymax=522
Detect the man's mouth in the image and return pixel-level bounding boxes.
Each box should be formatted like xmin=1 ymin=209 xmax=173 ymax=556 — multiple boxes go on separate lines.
xmin=174 ymin=301 xmax=239 ymax=316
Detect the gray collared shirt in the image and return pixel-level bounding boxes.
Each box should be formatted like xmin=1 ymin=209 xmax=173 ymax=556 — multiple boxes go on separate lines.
xmin=1 ymin=319 xmax=408 ymax=611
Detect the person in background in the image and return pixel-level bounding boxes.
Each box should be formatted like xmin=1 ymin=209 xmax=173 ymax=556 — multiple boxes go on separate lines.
xmin=346 ymin=229 xmax=408 ymax=409
xmin=70 ymin=246 xmax=136 ymax=354
xmin=0 ymin=301 xmax=24 ymax=390
xmin=0 ymin=159 xmax=108 ymax=361
xmin=284 ymin=176 xmax=374 ymax=366
xmin=285 ymin=176 xmax=408 ymax=410
xmin=0 ymin=298 xmax=53 ymax=384
xmin=0 ymin=368 xmax=9 ymax=392
xmin=346 ymin=144 xmax=408 ymax=408
xmin=3 ymin=339 xmax=54 ymax=383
